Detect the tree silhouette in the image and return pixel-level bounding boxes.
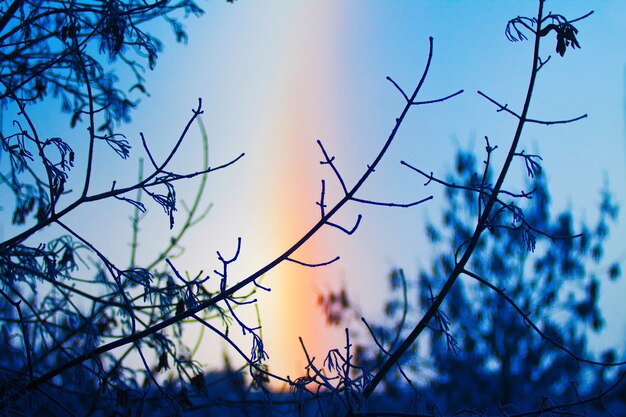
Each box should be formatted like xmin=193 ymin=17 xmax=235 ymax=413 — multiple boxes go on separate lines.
xmin=0 ymin=0 xmax=204 ymax=129
xmin=403 ymin=148 xmax=618 ymax=414
xmin=2 ymin=1 xmax=626 ymax=416
xmin=321 ymin=3 xmax=626 ymax=417
xmin=0 ymin=0 xmax=453 ymax=414
xmin=0 ymin=1 xmax=245 ymax=415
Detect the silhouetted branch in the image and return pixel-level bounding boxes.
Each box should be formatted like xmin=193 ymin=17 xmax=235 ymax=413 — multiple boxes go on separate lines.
xmin=328 ymin=215 xmax=363 ymax=235
xmin=507 ymin=372 xmax=626 ymax=417
xmin=555 ymin=10 xmax=595 ymax=25
xmin=286 ymin=256 xmax=341 ymax=268
xmin=192 ymin=314 xmax=289 ymax=384
xmin=0 ymin=288 xmax=33 ymax=380
xmin=360 ymin=318 xmax=418 ymax=395
xmin=351 ymin=196 xmax=433 ymax=208
xmin=24 ymin=35 xmax=461 ymax=394
xmin=297 ymin=336 xmax=348 ymax=407
xmin=386 ymin=76 xmax=409 ymax=103
xmin=318 ymin=140 xmax=348 ymax=195
xmin=462 ymin=268 xmax=626 ymax=368
xmin=411 ymin=89 xmax=464 ymax=106
xmin=386 ymin=76 xmax=463 ymax=106
xmin=401 ymin=161 xmax=535 ymax=200
xmin=478 ymin=90 xmax=588 ymax=125
xmin=140 ymin=132 xmax=160 ymax=170
xmin=514 ymin=150 xmax=543 ymax=178
xmin=0 ymin=99 xmax=243 ymax=250
xmin=536 ymin=55 xmax=552 ymax=71
xmin=318 ymin=179 xmax=363 ymax=235
xmin=362 ymin=1 xmax=548 ymax=401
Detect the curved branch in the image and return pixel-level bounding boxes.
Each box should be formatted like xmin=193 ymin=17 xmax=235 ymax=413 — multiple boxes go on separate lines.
xmin=462 ymin=268 xmax=626 ymax=367
xmin=478 ymin=90 xmax=587 ymax=125
xmin=361 ymin=1 xmax=547 ymax=400
xmin=286 ymin=256 xmax=340 ymax=268
xmin=24 ymin=36 xmax=463 ymax=392
xmin=351 ymin=196 xmax=432 ymax=208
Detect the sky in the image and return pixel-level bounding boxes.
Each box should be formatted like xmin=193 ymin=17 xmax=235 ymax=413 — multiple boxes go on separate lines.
xmin=126 ymin=0 xmax=626 ymax=381
xmin=3 ymin=0 xmax=626 ymax=386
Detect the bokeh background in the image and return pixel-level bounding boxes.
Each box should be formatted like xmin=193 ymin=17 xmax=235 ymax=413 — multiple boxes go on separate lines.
xmin=5 ymin=0 xmax=625 ymax=383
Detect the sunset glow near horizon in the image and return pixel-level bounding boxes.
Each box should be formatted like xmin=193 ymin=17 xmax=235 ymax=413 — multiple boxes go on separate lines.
xmin=9 ymin=1 xmax=626 ymax=385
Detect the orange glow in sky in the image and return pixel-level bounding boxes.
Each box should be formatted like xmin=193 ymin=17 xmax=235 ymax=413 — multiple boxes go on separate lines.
xmin=252 ymin=2 xmax=348 ymax=382
xmin=122 ymin=0 xmax=626 ymax=387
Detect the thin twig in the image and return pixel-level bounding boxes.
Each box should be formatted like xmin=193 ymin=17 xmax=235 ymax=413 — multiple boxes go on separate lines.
xmin=478 ymin=90 xmax=587 ymax=125
xmin=462 ymin=268 xmax=626 ymax=367
xmin=362 ymin=1 xmax=547 ymax=399
xmin=24 ymin=36 xmax=460 ymax=393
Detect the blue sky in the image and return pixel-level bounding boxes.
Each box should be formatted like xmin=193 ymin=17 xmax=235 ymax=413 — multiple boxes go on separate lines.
xmin=3 ymin=0 xmax=625 ymax=381
xmin=124 ymin=1 xmax=626 ymax=377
